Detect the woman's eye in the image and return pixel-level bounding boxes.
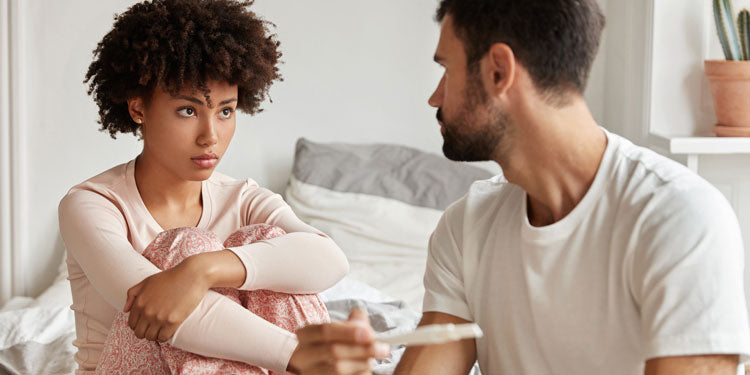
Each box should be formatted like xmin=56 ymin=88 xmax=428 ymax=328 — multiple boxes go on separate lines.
xmin=177 ymin=107 xmax=195 ymax=117
xmin=219 ymin=108 xmax=234 ymax=119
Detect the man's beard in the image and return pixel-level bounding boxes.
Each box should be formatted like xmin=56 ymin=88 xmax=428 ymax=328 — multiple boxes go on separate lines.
xmin=439 ymin=71 xmax=510 ymax=162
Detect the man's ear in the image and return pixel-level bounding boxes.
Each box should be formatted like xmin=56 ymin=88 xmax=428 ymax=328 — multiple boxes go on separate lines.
xmin=485 ymin=43 xmax=516 ymax=99
xmin=127 ymin=97 xmax=146 ymax=124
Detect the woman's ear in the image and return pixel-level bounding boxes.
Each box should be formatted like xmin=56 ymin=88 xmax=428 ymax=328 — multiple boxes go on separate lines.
xmin=485 ymin=43 xmax=516 ymax=99
xmin=127 ymin=97 xmax=146 ymax=124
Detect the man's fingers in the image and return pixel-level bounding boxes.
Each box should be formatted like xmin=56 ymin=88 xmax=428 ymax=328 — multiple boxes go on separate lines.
xmin=331 ymin=359 xmax=372 ymax=375
xmin=320 ymin=343 xmax=378 ymax=360
xmin=293 ymin=310 xmax=384 ymax=374
xmin=306 ymin=359 xmax=372 ymax=375
xmin=297 ymin=321 xmax=373 ymax=344
xmin=373 ymin=342 xmax=391 ymax=359
xmin=348 ymin=307 xmax=369 ymax=324
xmin=291 ymin=342 xmax=391 ymax=371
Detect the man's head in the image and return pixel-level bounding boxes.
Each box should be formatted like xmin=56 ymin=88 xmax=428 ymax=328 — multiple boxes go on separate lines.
xmin=430 ymin=0 xmax=605 ymax=162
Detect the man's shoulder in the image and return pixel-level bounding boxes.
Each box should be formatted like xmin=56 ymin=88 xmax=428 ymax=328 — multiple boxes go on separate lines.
xmin=443 ymin=174 xmax=520 ymax=223
xmin=610 ymin=134 xmax=734 ymax=229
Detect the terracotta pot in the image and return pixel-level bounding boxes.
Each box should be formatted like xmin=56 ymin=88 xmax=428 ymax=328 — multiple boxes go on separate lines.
xmin=704 ymin=60 xmax=750 ymax=137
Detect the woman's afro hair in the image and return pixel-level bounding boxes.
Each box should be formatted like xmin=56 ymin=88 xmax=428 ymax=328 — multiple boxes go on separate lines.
xmin=85 ymin=0 xmax=282 ymax=138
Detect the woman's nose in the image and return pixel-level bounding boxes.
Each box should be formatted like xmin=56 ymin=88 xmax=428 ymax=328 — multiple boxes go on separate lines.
xmin=197 ymin=118 xmax=218 ymax=147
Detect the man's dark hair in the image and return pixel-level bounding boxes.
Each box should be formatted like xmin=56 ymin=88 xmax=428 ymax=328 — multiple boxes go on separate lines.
xmin=437 ymin=0 xmax=605 ymax=104
xmin=85 ymin=0 xmax=282 ymax=138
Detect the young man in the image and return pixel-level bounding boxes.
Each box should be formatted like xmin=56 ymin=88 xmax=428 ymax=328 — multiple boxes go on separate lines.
xmin=288 ymin=1 xmax=750 ymax=374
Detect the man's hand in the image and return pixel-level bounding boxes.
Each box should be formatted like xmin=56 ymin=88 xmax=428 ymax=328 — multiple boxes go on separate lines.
xmin=123 ymin=258 xmax=211 ymax=342
xmin=645 ymin=355 xmax=739 ymax=375
xmin=289 ymin=308 xmax=391 ymax=375
xmin=394 ymin=312 xmax=477 ymax=375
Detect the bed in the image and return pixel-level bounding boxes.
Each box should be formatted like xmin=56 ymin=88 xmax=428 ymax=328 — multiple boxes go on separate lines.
xmin=0 ymin=138 xmax=493 ymax=375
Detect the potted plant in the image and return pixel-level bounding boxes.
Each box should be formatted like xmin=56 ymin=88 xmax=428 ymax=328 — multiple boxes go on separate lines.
xmin=706 ymin=0 xmax=750 ymax=137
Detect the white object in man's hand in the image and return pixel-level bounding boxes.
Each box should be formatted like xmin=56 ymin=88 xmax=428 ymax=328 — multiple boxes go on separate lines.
xmin=376 ymin=323 xmax=483 ymax=347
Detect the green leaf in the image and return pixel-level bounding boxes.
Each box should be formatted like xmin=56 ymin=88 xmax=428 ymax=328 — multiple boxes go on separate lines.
xmin=714 ymin=0 xmax=742 ymax=60
xmin=739 ymin=9 xmax=750 ymax=60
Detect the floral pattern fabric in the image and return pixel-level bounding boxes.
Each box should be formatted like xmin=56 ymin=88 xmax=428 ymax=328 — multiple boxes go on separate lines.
xmin=97 ymin=224 xmax=329 ymax=374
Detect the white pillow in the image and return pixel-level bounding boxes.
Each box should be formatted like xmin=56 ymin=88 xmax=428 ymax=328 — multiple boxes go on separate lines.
xmin=286 ymin=177 xmax=441 ymax=311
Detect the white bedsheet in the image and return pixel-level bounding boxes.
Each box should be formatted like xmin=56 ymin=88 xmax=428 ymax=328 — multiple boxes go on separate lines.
xmin=0 ymin=280 xmax=76 ymax=375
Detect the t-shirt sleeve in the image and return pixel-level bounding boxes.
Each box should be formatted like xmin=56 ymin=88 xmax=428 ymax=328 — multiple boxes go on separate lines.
xmin=422 ymin=198 xmax=473 ymax=321
xmin=227 ymin=183 xmax=349 ymax=293
xmin=631 ymin=182 xmax=750 ymax=360
xmin=58 ymin=190 xmax=297 ymax=373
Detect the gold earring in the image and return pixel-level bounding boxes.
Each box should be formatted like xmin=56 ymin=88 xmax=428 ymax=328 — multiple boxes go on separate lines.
xmin=135 ymin=118 xmax=142 ymax=124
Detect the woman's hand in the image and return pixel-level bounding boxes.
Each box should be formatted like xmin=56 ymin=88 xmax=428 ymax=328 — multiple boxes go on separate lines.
xmin=123 ymin=258 xmax=211 ymax=342
xmin=288 ymin=308 xmax=390 ymax=375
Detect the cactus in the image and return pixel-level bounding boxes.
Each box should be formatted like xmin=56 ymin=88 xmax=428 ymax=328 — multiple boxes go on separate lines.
xmin=740 ymin=9 xmax=750 ymax=60
xmin=714 ymin=0 xmax=742 ymax=60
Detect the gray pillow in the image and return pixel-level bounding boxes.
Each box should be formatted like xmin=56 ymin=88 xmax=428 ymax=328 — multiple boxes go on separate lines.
xmin=291 ymin=138 xmax=494 ymax=210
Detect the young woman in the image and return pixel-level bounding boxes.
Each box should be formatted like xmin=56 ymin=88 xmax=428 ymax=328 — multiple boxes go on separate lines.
xmin=58 ymin=0 xmax=349 ymax=373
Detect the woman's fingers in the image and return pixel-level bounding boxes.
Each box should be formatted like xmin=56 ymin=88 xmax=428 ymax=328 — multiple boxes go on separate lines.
xmin=133 ymin=318 xmax=149 ymax=339
xmin=123 ymin=281 xmax=144 ymax=313
xmin=127 ymin=295 xmax=151 ymax=339
xmin=144 ymin=323 xmax=162 ymax=342
xmin=157 ymin=323 xmax=178 ymax=342
xmin=126 ymin=294 xmax=175 ymax=342
xmin=121 ymin=269 xmax=209 ymax=343
xmin=127 ymin=307 xmax=141 ymax=332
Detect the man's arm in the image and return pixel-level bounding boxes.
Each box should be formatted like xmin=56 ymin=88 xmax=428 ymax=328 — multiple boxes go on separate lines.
xmin=644 ymin=355 xmax=739 ymax=375
xmin=394 ymin=312 xmax=477 ymax=375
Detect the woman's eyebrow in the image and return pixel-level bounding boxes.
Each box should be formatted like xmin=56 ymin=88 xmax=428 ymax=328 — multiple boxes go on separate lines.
xmin=219 ymin=98 xmax=237 ymax=105
xmin=172 ymin=95 xmax=204 ymax=105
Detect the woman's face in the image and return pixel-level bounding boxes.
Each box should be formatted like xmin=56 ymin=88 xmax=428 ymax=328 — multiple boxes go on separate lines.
xmin=133 ymin=81 xmax=238 ymax=182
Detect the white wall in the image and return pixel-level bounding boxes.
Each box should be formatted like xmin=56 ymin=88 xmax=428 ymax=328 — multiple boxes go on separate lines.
xmin=1 ymin=0 xmax=609 ymax=301
xmin=226 ymin=0 xmax=446 ymax=192
xmin=598 ymin=0 xmax=652 ymax=144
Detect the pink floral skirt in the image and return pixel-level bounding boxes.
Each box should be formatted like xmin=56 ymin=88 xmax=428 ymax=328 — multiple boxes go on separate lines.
xmin=97 ymin=224 xmax=329 ymax=374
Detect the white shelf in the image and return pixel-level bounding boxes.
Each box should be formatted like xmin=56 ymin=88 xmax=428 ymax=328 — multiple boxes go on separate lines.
xmin=648 ymin=132 xmax=750 ymax=155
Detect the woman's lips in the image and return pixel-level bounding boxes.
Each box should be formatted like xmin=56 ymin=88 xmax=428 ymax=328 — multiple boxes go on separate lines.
xmin=191 ymin=156 xmax=218 ymax=169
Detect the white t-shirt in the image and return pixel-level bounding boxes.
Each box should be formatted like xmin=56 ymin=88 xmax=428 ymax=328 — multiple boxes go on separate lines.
xmin=423 ymin=129 xmax=750 ymax=375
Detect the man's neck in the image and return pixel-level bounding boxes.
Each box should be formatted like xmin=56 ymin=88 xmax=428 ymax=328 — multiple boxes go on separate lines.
xmin=134 ymin=152 xmax=203 ymax=212
xmin=499 ymin=98 xmax=607 ymax=227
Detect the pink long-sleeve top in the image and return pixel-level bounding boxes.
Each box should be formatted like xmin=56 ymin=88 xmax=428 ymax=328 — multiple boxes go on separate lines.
xmin=58 ymin=159 xmax=349 ymax=374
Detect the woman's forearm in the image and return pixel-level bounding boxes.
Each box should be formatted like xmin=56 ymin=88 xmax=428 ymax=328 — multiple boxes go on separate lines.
xmin=169 ymin=289 xmax=298 ymax=372
xmin=185 ymin=250 xmax=247 ymax=288
xmin=189 ymin=233 xmax=349 ymax=293
xmin=228 ymin=232 xmax=349 ymax=293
